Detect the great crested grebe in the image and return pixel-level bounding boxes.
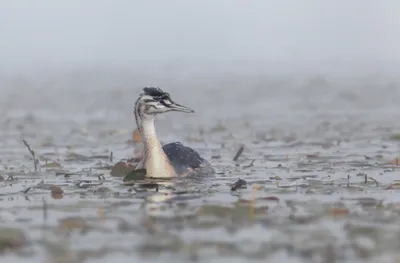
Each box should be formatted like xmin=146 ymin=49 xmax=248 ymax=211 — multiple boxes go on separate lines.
xmin=134 ymin=87 xmax=214 ymax=178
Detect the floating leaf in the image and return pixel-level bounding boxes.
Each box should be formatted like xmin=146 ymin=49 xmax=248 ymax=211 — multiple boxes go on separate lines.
xmin=210 ymin=123 xmax=227 ymax=133
xmin=50 ymin=185 xmax=63 ymax=195
xmin=390 ymin=133 xmax=400 ymax=141
xmin=328 ymin=207 xmax=349 ymax=217
xmin=391 ymin=157 xmax=400 ymax=166
xmin=110 ymin=161 xmax=134 ymax=177
xmin=123 ymin=169 xmax=147 ymax=182
xmin=387 ymin=183 xmax=400 ymax=189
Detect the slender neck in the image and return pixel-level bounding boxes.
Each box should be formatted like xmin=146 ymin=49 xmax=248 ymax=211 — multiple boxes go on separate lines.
xmin=134 ymin=102 xmax=176 ymax=178
xmin=139 ymin=116 xmax=162 ymax=152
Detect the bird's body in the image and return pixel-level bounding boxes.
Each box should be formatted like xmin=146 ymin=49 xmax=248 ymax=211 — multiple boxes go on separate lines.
xmin=162 ymin=142 xmax=214 ymax=176
xmin=134 ymin=87 xmax=214 ymax=178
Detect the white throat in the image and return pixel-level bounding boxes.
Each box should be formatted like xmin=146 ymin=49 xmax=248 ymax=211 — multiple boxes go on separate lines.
xmin=137 ymin=116 xmax=176 ymax=178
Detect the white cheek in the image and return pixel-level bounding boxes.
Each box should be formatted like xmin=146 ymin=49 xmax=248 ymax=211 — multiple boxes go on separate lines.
xmin=146 ymin=104 xmax=168 ymax=114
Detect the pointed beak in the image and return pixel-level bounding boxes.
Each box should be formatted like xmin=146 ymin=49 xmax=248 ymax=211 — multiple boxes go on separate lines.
xmin=169 ymin=101 xmax=195 ymax=113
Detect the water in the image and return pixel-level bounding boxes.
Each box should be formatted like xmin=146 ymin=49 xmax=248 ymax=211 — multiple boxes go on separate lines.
xmin=1 ymin=71 xmax=400 ymax=263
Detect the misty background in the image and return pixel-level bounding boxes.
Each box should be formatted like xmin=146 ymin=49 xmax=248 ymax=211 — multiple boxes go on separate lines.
xmin=0 ymin=0 xmax=399 ymax=142
xmin=1 ymin=0 xmax=399 ymax=76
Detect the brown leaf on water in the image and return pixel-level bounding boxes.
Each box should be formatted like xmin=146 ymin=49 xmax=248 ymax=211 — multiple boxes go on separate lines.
xmin=50 ymin=185 xmax=64 ymax=194
xmin=111 ymin=161 xmax=135 ymax=177
xmin=50 ymin=185 xmax=64 ymax=199
xmin=387 ymin=183 xmax=400 ymax=189
xmin=391 ymin=157 xmax=400 ymax=166
xmin=328 ymin=207 xmax=349 ymax=217
xmin=51 ymin=192 xmax=63 ymax=199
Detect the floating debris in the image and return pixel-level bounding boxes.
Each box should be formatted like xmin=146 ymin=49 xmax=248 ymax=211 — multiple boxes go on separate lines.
xmin=243 ymin=159 xmax=255 ymax=168
xmin=50 ymin=185 xmax=64 ymax=199
xmin=22 ymin=139 xmax=38 ymax=172
xmin=123 ymin=169 xmax=147 ymax=183
xmin=387 ymin=183 xmax=400 ymax=190
xmin=233 ymin=145 xmax=245 ymax=161
xmin=231 ymin=178 xmax=247 ymax=191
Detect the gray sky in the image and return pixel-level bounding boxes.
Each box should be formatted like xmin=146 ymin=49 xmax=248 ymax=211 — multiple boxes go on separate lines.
xmin=1 ymin=0 xmax=399 ymax=75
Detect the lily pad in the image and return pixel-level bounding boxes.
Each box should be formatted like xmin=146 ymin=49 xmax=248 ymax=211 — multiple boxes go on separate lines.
xmin=123 ymin=169 xmax=147 ymax=182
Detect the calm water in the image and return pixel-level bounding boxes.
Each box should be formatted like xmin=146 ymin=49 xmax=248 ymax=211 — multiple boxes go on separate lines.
xmin=1 ymin=72 xmax=400 ymax=263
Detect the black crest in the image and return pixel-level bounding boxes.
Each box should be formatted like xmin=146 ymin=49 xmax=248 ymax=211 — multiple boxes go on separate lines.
xmin=143 ymin=87 xmax=166 ymax=98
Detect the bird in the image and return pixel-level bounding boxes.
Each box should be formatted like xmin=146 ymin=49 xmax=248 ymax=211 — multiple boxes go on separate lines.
xmin=133 ymin=87 xmax=214 ymax=178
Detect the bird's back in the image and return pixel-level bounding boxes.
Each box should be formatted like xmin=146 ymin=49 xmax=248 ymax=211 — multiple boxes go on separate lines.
xmin=162 ymin=142 xmax=214 ymax=176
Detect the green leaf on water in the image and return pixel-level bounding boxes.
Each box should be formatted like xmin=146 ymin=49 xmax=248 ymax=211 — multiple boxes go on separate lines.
xmin=123 ymin=169 xmax=146 ymax=182
xmin=390 ymin=133 xmax=400 ymax=141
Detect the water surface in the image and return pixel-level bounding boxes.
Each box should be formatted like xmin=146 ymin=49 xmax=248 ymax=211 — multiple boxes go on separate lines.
xmin=1 ymin=72 xmax=400 ymax=263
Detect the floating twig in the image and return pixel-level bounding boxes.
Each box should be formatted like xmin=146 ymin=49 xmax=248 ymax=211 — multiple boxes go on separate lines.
xmin=347 ymin=174 xmax=350 ymax=188
xmin=6 ymin=175 xmax=15 ymax=181
xmin=243 ymin=159 xmax=255 ymax=168
xmin=42 ymin=197 xmax=47 ymax=226
xmin=369 ymin=177 xmax=379 ymax=186
xmin=22 ymin=139 xmax=38 ymax=172
xmin=233 ymin=145 xmax=244 ymax=162
xmin=22 ymin=187 xmax=31 ymax=194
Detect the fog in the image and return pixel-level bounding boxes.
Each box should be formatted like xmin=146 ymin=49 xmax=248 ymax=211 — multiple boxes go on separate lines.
xmin=1 ymin=0 xmax=399 ymax=77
